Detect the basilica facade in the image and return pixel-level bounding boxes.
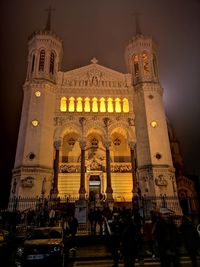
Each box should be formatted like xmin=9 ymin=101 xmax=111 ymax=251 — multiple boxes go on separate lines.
xmin=10 ymin=17 xmax=182 ymax=210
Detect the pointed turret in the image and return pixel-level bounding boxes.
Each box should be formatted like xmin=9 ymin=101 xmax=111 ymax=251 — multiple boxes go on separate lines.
xmin=26 ymin=8 xmax=62 ymax=83
xmin=124 ymin=16 xmax=179 ymax=203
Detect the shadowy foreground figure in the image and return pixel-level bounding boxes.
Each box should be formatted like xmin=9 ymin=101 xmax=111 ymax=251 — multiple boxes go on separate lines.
xmin=180 ymin=215 xmax=200 ymax=267
xmin=121 ymin=216 xmax=139 ymax=267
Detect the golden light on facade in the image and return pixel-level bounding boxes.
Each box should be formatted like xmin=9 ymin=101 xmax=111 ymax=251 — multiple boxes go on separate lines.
xmin=84 ymin=97 xmax=91 ymax=112
xmin=68 ymin=97 xmax=75 ymax=112
xmin=60 ymin=96 xmax=67 ymax=112
xmin=31 ymin=119 xmax=39 ymax=127
xmin=150 ymin=120 xmax=158 ymax=128
xmin=35 ymin=91 xmax=41 ymax=97
xmin=122 ymin=98 xmax=129 ymax=112
xmin=100 ymin=97 xmax=106 ymax=112
xmin=77 ymin=97 xmax=83 ymax=112
xmin=59 ymin=96 xmax=130 ymax=113
xmin=107 ymin=97 xmax=114 ymax=112
xmin=92 ymin=97 xmax=98 ymax=112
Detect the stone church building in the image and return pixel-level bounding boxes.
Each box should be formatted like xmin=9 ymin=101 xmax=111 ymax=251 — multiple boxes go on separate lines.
xmin=10 ymin=14 xmax=197 ymax=214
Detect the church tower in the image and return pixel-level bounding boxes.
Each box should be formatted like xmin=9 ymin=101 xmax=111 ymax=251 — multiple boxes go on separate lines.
xmin=125 ymin=18 xmax=179 ymax=199
xmin=11 ymin=10 xmax=63 ymax=198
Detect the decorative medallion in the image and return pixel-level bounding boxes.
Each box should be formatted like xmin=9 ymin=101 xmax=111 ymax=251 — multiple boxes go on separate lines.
xmin=155 ymin=175 xmax=168 ymax=186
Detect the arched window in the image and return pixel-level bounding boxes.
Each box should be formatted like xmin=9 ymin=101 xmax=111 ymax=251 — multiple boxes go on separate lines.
xmin=76 ymin=97 xmax=83 ymax=112
xmin=49 ymin=52 xmax=55 ymax=74
xmin=133 ymin=55 xmax=139 ymax=77
xmin=115 ymin=98 xmax=121 ymax=113
xmin=69 ymin=97 xmax=75 ymax=112
xmin=92 ymin=97 xmax=98 ymax=112
xmin=31 ymin=54 xmax=35 ymax=72
xmin=107 ymin=98 xmax=114 ymax=113
xmin=142 ymin=52 xmax=149 ymax=73
xmin=122 ymin=98 xmax=129 ymax=113
xmin=60 ymin=97 xmax=67 ymax=112
xmin=153 ymin=54 xmax=157 ymax=77
xmin=100 ymin=97 xmax=106 ymax=112
xmin=39 ymin=50 xmax=45 ymax=71
xmin=84 ymin=97 xmax=90 ymax=112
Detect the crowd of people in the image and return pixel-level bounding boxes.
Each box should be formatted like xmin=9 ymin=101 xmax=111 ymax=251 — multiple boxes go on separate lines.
xmin=102 ymin=208 xmax=200 ymax=267
xmin=0 ymin=206 xmax=200 ymax=267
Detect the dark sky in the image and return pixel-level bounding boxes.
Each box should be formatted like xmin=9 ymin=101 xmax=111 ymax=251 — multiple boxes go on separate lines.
xmin=0 ymin=0 xmax=200 ymax=206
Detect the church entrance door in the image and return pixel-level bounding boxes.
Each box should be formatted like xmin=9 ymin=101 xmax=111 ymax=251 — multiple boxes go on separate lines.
xmin=89 ymin=175 xmax=101 ymax=201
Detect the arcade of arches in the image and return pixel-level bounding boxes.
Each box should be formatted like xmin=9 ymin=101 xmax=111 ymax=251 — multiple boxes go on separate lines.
xmin=56 ymin=126 xmax=136 ymax=202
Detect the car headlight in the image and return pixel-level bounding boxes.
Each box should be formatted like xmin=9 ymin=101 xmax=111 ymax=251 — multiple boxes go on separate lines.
xmin=50 ymin=246 xmax=61 ymax=253
xmin=16 ymin=247 xmax=24 ymax=257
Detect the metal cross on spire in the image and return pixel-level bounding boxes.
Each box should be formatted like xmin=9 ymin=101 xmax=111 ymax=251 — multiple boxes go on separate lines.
xmin=45 ymin=6 xmax=55 ymax=31
xmin=132 ymin=12 xmax=142 ymax=35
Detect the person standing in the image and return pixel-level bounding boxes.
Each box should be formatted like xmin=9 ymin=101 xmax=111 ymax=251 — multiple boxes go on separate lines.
xmin=69 ymin=215 xmax=79 ymax=248
xmin=180 ymin=215 xmax=200 ymax=267
xmin=154 ymin=213 xmax=180 ymax=267
xmin=121 ymin=216 xmax=139 ymax=267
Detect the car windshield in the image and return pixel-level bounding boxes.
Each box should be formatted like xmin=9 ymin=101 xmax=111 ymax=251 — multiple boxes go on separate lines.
xmin=27 ymin=228 xmax=62 ymax=240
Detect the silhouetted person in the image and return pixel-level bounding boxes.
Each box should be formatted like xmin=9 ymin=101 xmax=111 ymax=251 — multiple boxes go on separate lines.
xmin=154 ymin=213 xmax=180 ymax=267
xmin=110 ymin=215 xmax=122 ymax=267
xmin=121 ymin=216 xmax=139 ymax=267
xmin=180 ymin=215 xmax=200 ymax=267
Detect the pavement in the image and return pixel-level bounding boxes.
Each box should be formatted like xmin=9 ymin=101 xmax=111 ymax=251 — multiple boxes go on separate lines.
xmin=67 ymin=234 xmax=200 ymax=267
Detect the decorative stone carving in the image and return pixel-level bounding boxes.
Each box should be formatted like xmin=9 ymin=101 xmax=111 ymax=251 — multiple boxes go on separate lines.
xmin=54 ymin=140 xmax=62 ymax=149
xmin=103 ymin=117 xmax=111 ymax=127
xmin=128 ymin=118 xmax=135 ymax=126
xmin=128 ymin=141 xmax=136 ymax=150
xmin=79 ymin=140 xmax=86 ymax=150
xmin=79 ymin=117 xmax=86 ymax=126
xmin=155 ymin=175 xmax=168 ymax=186
xmin=60 ymin=164 xmax=79 ymax=173
xmin=110 ymin=163 xmax=131 ymax=173
xmin=21 ymin=177 xmax=34 ymax=188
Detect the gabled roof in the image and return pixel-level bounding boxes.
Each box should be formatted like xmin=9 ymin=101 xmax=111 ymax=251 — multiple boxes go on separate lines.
xmin=57 ymin=58 xmax=131 ymax=87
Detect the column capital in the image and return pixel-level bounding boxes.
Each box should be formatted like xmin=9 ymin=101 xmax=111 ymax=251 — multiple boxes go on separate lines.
xmin=79 ymin=140 xmax=87 ymax=150
xmin=54 ymin=139 xmax=62 ymax=149
xmin=104 ymin=140 xmax=111 ymax=149
xmin=79 ymin=117 xmax=86 ymax=126
xmin=128 ymin=141 xmax=136 ymax=150
xmin=103 ymin=117 xmax=111 ymax=127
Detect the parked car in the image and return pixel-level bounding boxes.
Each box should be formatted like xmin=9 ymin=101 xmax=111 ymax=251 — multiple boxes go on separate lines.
xmin=0 ymin=229 xmax=12 ymax=265
xmin=15 ymin=227 xmax=65 ymax=267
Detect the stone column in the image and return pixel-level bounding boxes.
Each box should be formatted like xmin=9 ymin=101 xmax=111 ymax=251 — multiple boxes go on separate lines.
xmin=51 ymin=140 xmax=61 ymax=197
xmin=79 ymin=140 xmax=86 ymax=199
xmin=105 ymin=141 xmax=113 ymax=201
xmin=129 ymin=142 xmax=137 ymax=193
xmin=103 ymin=117 xmax=113 ymax=202
xmin=79 ymin=117 xmax=86 ymax=199
xmin=129 ymin=141 xmax=138 ymax=210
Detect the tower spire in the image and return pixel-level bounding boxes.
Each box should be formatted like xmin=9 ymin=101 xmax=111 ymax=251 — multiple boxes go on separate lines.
xmin=132 ymin=12 xmax=142 ymax=35
xmin=45 ymin=7 xmax=55 ymax=31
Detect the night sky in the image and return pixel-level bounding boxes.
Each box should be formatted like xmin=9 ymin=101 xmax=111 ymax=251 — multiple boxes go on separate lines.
xmin=0 ymin=0 xmax=200 ymax=207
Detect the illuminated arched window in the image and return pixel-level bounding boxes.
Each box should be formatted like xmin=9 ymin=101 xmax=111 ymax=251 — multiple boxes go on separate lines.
xmin=153 ymin=54 xmax=157 ymax=77
xmin=100 ymin=97 xmax=106 ymax=112
xmin=60 ymin=97 xmax=67 ymax=112
xmin=122 ymin=98 xmax=129 ymax=113
xmin=133 ymin=55 xmax=139 ymax=77
xmin=31 ymin=54 xmax=35 ymax=72
xmin=69 ymin=97 xmax=75 ymax=112
xmin=115 ymin=98 xmax=121 ymax=113
xmin=142 ymin=52 xmax=149 ymax=73
xmin=92 ymin=97 xmax=98 ymax=112
xmin=49 ymin=52 xmax=55 ymax=74
xmin=107 ymin=98 xmax=114 ymax=113
xmin=76 ymin=97 xmax=83 ymax=112
xmin=84 ymin=97 xmax=90 ymax=112
xmin=39 ymin=50 xmax=45 ymax=71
